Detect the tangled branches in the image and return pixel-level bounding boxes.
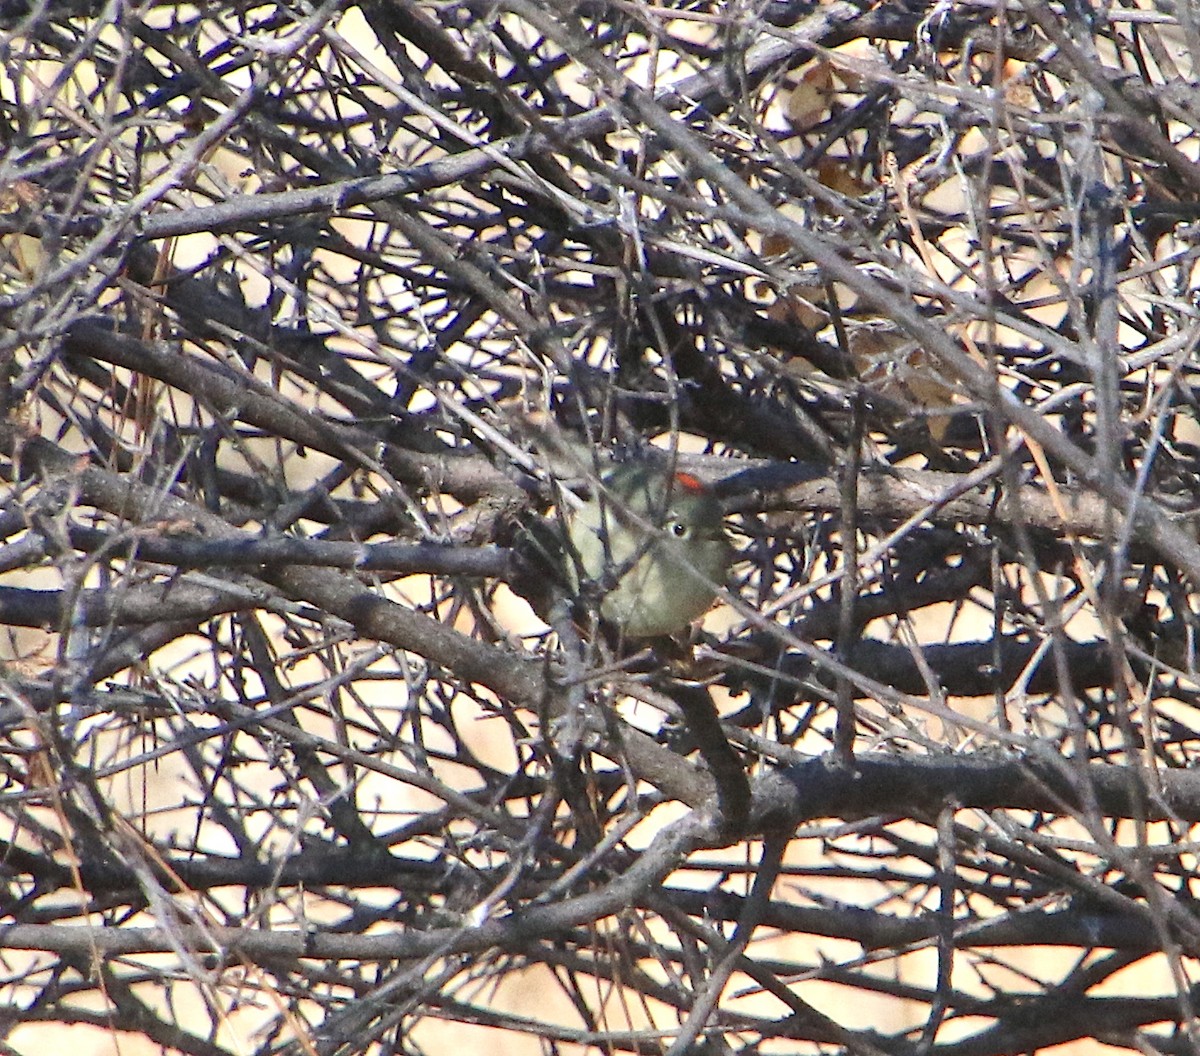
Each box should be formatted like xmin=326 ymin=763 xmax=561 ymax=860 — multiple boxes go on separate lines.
xmin=4 ymin=1 xmax=1200 ymax=1053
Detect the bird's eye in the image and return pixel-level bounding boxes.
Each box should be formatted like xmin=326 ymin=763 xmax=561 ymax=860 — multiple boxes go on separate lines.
xmin=669 ymin=520 xmax=688 ymax=538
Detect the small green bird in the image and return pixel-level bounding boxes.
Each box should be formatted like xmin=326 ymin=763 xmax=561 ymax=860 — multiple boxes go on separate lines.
xmin=564 ymin=462 xmax=730 ymax=638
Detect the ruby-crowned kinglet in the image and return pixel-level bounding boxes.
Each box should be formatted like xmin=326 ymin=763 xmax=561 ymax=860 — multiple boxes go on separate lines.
xmin=564 ymin=462 xmax=731 ymax=638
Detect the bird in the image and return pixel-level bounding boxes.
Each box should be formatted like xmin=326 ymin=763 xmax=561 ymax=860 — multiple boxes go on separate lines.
xmin=563 ymin=460 xmax=731 ymax=638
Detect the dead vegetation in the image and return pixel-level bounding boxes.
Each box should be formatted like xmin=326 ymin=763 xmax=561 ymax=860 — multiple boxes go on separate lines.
xmin=4 ymin=1 xmax=1200 ymax=1053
